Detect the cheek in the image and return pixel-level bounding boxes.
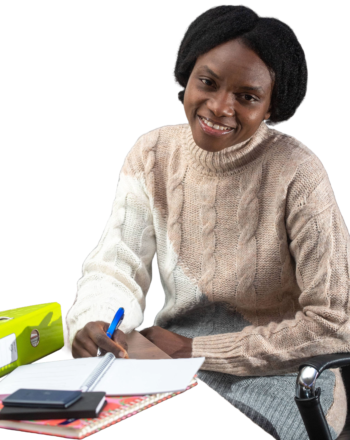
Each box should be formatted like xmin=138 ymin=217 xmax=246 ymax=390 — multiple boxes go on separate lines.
xmin=184 ymin=87 xmax=193 ymax=105
xmin=184 ymin=92 xmax=201 ymax=122
xmin=239 ymin=105 xmax=268 ymax=123
xmin=183 ymin=88 xmax=192 ymax=114
xmin=184 ymin=87 xmax=197 ymax=107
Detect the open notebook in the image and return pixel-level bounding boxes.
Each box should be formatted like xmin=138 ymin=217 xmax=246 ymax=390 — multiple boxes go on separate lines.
xmin=0 ymin=353 xmax=205 ymax=439
xmin=0 ymin=378 xmax=198 ymax=439
xmin=0 ymin=352 xmax=204 ymax=396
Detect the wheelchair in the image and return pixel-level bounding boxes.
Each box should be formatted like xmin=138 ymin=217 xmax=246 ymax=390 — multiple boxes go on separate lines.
xmin=296 ymin=353 xmax=350 ymax=439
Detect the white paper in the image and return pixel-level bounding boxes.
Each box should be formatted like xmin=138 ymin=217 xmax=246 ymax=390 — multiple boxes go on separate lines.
xmin=0 ymin=356 xmax=205 ymax=396
xmin=95 ymin=357 xmax=205 ymax=395
xmin=0 ymin=333 xmax=18 ymax=369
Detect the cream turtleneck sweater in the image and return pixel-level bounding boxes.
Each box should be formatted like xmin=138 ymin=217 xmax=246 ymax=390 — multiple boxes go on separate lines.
xmin=67 ymin=122 xmax=350 ymax=376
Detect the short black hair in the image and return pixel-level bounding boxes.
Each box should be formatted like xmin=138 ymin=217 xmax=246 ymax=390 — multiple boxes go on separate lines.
xmin=174 ymin=5 xmax=307 ymax=124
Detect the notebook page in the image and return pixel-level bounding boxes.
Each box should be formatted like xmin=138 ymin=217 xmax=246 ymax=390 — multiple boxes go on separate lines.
xmin=95 ymin=357 xmax=205 ymax=395
xmin=0 ymin=357 xmax=205 ymax=396
xmin=0 ymin=357 xmax=102 ymax=395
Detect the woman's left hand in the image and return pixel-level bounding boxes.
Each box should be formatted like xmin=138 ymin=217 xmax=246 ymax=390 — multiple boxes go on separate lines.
xmin=139 ymin=326 xmax=193 ymax=358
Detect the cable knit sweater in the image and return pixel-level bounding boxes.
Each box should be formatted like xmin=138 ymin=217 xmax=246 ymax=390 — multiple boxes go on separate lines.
xmin=67 ymin=121 xmax=350 ymax=377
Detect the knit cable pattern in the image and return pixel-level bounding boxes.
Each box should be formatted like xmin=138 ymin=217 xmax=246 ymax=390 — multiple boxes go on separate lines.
xmin=236 ymin=161 xmax=263 ymax=311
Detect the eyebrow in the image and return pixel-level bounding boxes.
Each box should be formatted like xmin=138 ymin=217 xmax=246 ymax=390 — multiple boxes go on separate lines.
xmin=199 ymin=65 xmax=220 ymax=80
xmin=198 ymin=65 xmax=264 ymax=93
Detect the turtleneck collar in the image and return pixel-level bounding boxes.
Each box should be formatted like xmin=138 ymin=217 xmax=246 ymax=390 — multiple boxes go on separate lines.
xmin=183 ymin=121 xmax=270 ymax=176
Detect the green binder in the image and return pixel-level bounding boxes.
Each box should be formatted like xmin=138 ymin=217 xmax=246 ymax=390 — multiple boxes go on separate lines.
xmin=0 ymin=303 xmax=64 ymax=377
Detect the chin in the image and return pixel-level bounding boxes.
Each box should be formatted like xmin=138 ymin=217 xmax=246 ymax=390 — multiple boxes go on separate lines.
xmin=192 ymin=127 xmax=236 ymax=153
xmin=195 ymin=134 xmax=228 ymax=152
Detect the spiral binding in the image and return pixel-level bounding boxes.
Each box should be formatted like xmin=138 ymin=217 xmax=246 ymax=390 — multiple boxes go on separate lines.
xmin=79 ymin=352 xmax=115 ymax=392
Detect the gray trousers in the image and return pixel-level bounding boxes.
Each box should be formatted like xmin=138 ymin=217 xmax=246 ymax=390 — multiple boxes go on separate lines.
xmin=197 ymin=369 xmax=337 ymax=440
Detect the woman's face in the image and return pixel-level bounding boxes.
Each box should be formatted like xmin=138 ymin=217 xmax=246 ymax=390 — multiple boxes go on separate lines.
xmin=183 ymin=39 xmax=273 ymax=152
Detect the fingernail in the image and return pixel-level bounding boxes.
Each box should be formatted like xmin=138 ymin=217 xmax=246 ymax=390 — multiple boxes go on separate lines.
xmin=119 ymin=351 xmax=125 ymax=358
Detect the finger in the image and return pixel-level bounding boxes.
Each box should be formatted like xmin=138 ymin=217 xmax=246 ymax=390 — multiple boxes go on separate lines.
xmin=112 ymin=338 xmax=127 ymax=351
xmin=73 ymin=333 xmax=99 ymax=357
xmin=72 ymin=340 xmax=98 ymax=357
xmin=72 ymin=342 xmax=94 ymax=359
xmin=83 ymin=322 xmax=128 ymax=358
xmin=72 ymin=336 xmax=129 ymax=359
xmin=93 ymin=333 xmax=125 ymax=358
xmin=111 ymin=338 xmax=129 ymax=359
xmin=109 ymin=340 xmax=128 ymax=359
xmin=122 ymin=351 xmax=129 ymax=359
xmin=82 ymin=338 xmax=99 ymax=357
xmin=112 ymin=330 xmax=128 ymax=351
xmin=77 ymin=347 xmax=94 ymax=358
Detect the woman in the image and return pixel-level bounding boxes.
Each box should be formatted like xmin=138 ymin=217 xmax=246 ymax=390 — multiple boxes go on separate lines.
xmin=67 ymin=5 xmax=349 ymax=439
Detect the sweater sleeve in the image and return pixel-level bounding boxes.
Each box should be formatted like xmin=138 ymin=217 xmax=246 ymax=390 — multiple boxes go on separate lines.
xmin=66 ymin=132 xmax=157 ymax=346
xmin=192 ymin=156 xmax=350 ymax=376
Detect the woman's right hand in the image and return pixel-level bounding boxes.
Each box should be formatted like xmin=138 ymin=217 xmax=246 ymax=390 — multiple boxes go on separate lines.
xmin=72 ymin=321 xmax=128 ymax=359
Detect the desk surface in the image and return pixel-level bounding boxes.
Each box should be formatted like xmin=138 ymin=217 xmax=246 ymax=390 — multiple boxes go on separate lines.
xmin=61 ymin=327 xmax=172 ymax=359
xmin=125 ymin=330 xmax=172 ymax=359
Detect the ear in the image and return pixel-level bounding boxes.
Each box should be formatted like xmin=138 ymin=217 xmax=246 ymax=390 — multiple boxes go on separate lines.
xmin=264 ymin=102 xmax=272 ymax=121
xmin=264 ymin=110 xmax=271 ymax=121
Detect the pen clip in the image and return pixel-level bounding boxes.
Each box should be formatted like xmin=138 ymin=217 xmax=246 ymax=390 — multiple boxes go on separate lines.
xmin=116 ymin=314 xmax=124 ymax=330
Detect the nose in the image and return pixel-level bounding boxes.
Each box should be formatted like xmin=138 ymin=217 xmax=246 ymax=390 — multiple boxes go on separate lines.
xmin=206 ymin=90 xmax=235 ymax=118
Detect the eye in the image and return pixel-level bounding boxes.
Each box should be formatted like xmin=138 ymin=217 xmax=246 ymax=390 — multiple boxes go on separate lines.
xmin=242 ymin=94 xmax=257 ymax=102
xmin=200 ymin=78 xmax=214 ymax=87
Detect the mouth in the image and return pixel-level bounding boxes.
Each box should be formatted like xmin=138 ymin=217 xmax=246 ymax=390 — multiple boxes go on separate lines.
xmin=197 ymin=115 xmax=235 ymax=137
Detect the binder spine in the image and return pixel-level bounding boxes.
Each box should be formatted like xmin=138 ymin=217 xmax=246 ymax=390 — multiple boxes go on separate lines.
xmin=0 ymin=303 xmax=64 ymax=377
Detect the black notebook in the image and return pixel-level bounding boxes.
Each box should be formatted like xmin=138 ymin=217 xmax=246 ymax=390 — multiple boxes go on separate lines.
xmin=0 ymin=392 xmax=106 ymax=420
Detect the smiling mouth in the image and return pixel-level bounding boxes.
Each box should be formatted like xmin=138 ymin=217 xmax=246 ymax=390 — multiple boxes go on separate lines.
xmin=198 ymin=115 xmax=234 ymax=132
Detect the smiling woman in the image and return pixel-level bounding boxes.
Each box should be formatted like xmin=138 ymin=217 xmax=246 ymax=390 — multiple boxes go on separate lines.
xmin=66 ymin=5 xmax=349 ymax=440
xmin=183 ymin=39 xmax=274 ymax=151
xmin=175 ymin=5 xmax=307 ymax=123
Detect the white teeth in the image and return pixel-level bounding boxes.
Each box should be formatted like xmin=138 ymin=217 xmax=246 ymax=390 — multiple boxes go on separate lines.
xmin=200 ymin=116 xmax=232 ymax=131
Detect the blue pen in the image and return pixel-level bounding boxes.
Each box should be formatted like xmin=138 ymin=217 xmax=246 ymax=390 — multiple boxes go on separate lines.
xmin=59 ymin=307 xmax=124 ymax=425
xmin=96 ymin=307 xmax=125 ymax=357
xmin=106 ymin=307 xmax=125 ymax=338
